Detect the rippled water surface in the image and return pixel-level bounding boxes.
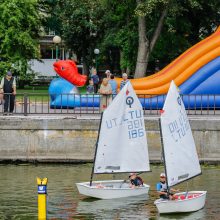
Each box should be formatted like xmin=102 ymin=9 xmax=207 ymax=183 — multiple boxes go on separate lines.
xmin=0 ymin=164 xmax=219 ymax=219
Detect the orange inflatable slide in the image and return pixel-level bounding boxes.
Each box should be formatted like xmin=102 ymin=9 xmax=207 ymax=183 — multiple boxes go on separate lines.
xmin=115 ymin=26 xmax=220 ymax=95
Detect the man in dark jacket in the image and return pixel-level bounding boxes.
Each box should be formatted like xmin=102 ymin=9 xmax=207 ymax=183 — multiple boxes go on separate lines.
xmin=0 ymin=71 xmax=16 ymax=115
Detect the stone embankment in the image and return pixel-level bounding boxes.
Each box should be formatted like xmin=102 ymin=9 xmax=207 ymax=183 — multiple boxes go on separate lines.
xmin=0 ymin=115 xmax=219 ymax=164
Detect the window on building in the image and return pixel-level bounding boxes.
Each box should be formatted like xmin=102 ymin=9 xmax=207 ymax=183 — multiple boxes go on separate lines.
xmin=40 ymin=44 xmax=54 ymax=59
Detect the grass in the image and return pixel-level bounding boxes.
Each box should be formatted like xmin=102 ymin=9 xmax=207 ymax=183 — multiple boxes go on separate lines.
xmin=16 ymin=86 xmax=49 ymax=102
xmin=16 ymin=85 xmax=87 ymax=102
xmin=17 ymin=85 xmax=49 ymax=94
xmin=78 ymin=86 xmax=87 ymax=94
xmin=17 ymin=85 xmax=87 ymax=94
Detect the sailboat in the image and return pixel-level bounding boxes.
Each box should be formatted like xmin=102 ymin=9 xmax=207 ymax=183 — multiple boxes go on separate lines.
xmin=76 ymin=82 xmax=150 ymax=199
xmin=154 ymin=81 xmax=207 ymax=213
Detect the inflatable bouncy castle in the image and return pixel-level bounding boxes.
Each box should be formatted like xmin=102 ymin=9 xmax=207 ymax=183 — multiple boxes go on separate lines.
xmin=49 ymin=26 xmax=220 ymax=109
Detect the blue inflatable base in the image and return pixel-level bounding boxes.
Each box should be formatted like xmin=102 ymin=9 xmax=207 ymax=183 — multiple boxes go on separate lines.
xmin=49 ymin=57 xmax=220 ymax=110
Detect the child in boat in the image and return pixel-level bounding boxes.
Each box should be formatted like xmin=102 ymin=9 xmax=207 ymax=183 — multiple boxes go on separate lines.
xmin=156 ymin=173 xmax=179 ymax=200
xmin=129 ymin=173 xmax=143 ymax=188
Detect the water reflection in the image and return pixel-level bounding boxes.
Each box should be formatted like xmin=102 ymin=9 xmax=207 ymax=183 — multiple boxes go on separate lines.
xmin=77 ymin=195 xmax=150 ymax=219
xmin=0 ymin=164 xmax=219 ymax=219
xmin=158 ymin=209 xmax=206 ymax=220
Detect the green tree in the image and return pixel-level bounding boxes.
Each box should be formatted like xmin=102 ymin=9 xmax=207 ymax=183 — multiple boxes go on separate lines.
xmin=55 ymin=0 xmax=105 ymax=74
xmin=50 ymin=0 xmax=220 ymax=78
xmin=134 ymin=0 xmax=220 ymax=78
xmin=40 ymin=0 xmax=62 ymax=36
xmin=100 ymin=0 xmax=138 ymax=75
xmin=151 ymin=0 xmax=220 ymax=69
xmin=0 ymin=0 xmax=42 ymax=86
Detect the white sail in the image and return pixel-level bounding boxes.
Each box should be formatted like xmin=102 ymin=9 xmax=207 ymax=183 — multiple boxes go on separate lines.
xmin=94 ymin=81 xmax=150 ymax=173
xmin=161 ymin=81 xmax=201 ymax=187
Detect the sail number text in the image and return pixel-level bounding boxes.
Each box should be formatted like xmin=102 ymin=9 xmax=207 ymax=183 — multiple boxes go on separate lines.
xmin=105 ymin=110 xmax=145 ymax=139
xmin=168 ymin=109 xmax=190 ymax=142
xmin=128 ymin=119 xmax=144 ymax=139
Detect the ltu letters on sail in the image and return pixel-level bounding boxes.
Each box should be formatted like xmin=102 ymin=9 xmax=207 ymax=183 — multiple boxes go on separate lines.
xmin=168 ymin=110 xmax=190 ymax=142
xmin=105 ymin=110 xmax=143 ymax=128
xmin=105 ymin=109 xmax=145 ymax=140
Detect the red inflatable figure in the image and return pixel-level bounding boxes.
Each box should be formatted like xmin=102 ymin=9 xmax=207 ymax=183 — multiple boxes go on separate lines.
xmin=53 ymin=60 xmax=87 ymax=87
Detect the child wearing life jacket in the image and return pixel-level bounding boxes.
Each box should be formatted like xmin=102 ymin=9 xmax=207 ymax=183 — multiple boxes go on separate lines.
xmin=129 ymin=173 xmax=143 ymax=188
xmin=156 ymin=173 xmax=179 ymax=200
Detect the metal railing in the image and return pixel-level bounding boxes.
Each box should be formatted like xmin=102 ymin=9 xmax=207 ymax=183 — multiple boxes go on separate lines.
xmin=1 ymin=93 xmax=220 ymax=116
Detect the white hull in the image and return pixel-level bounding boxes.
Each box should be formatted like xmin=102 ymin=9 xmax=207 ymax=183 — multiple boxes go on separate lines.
xmin=76 ymin=180 xmax=150 ymax=199
xmin=154 ymin=191 xmax=207 ymax=214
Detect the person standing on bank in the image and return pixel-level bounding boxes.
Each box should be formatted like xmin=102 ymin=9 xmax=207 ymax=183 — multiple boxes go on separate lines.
xmin=0 ymin=71 xmax=16 ymax=115
xmin=99 ymin=78 xmax=112 ymax=112
xmin=108 ymin=74 xmax=118 ymax=94
xmin=105 ymin=70 xmax=111 ymax=80
xmin=91 ymin=68 xmax=99 ymax=94
xmin=120 ymin=73 xmax=129 ymax=91
xmin=86 ymin=79 xmax=94 ymax=94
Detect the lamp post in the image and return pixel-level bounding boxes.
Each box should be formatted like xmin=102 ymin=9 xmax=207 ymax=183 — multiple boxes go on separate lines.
xmin=53 ymin=35 xmax=62 ymax=61
xmin=94 ymin=48 xmax=100 ymax=73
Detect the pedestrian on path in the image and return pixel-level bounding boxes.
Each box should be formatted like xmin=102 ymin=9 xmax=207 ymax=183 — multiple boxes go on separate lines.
xmin=0 ymin=71 xmax=16 ymax=115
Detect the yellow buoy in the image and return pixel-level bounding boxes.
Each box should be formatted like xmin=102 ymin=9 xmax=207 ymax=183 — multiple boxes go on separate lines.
xmin=37 ymin=177 xmax=48 ymax=220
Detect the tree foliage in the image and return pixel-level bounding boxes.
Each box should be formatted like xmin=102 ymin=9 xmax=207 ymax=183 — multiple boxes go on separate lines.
xmin=50 ymin=0 xmax=219 ymax=77
xmin=54 ymin=0 xmax=105 ymax=74
xmin=53 ymin=0 xmax=138 ymax=75
xmin=135 ymin=0 xmax=220 ymax=75
xmin=0 ymin=0 xmax=42 ymax=81
xmin=100 ymin=0 xmax=138 ymax=74
xmin=1 ymin=0 xmax=218 ymax=81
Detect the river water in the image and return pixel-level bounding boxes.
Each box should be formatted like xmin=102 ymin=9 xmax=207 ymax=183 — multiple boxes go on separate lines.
xmin=0 ymin=164 xmax=219 ymax=220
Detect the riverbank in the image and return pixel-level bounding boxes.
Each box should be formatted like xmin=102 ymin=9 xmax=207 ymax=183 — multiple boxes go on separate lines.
xmin=0 ymin=115 xmax=219 ymax=164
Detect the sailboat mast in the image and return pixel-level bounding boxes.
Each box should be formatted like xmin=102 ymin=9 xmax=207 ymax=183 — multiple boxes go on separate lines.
xmin=90 ymin=112 xmax=104 ymax=186
xmin=158 ymin=118 xmax=170 ymax=195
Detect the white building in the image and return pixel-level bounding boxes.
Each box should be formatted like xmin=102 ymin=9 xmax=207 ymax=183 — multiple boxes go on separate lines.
xmin=29 ymin=34 xmax=83 ymax=83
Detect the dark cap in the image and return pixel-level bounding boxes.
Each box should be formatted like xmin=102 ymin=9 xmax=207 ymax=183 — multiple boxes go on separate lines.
xmin=7 ymin=71 xmax=12 ymax=76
